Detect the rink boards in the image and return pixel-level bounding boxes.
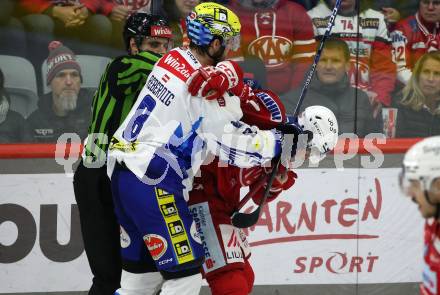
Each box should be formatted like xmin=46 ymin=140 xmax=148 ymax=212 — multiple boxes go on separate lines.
xmin=0 ymin=168 xmax=423 ymax=293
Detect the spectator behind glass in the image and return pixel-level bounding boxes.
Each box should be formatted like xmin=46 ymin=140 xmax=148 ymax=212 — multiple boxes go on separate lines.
xmin=106 ymin=0 xmax=161 ymax=50
xmin=27 ymin=41 xmax=92 ymax=142
xmin=0 ymin=68 xmax=30 ymax=143
xmin=369 ymin=0 xmax=419 ymax=20
xmin=163 ymin=0 xmax=200 ymax=47
xmin=396 ymin=51 xmax=440 ymax=137
xmin=19 ymin=0 xmax=113 ymax=66
xmin=391 ymin=0 xmax=440 ymax=86
xmin=0 ymin=0 xmax=27 ymax=57
xmin=228 ymin=0 xmax=316 ymax=95
xmin=308 ymin=0 xmax=397 ymax=118
xmin=284 ymin=38 xmax=381 ymax=137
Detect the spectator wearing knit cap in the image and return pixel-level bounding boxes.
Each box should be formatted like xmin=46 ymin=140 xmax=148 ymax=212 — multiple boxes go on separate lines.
xmin=27 ymin=41 xmax=92 ymax=142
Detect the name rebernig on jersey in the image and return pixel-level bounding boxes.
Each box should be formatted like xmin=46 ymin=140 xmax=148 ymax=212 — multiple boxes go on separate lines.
xmin=147 ymin=75 xmax=175 ymax=106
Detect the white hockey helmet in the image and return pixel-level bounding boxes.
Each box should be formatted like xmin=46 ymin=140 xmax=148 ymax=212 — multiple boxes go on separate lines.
xmin=298 ymin=105 xmax=339 ymax=163
xmin=399 ymin=136 xmax=440 ymax=195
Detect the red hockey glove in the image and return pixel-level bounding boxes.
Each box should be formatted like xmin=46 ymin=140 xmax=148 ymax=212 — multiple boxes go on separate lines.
xmin=187 ymin=60 xmax=243 ymax=100
xmin=231 ymin=82 xmax=253 ymax=102
xmin=251 ymin=165 xmax=297 ymax=204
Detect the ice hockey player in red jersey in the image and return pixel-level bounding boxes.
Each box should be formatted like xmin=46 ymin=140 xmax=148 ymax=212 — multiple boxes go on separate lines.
xmin=400 ymin=136 xmax=440 ymax=295
xmin=187 ymin=87 xmax=294 ymax=295
xmin=187 ymin=68 xmax=339 ymax=294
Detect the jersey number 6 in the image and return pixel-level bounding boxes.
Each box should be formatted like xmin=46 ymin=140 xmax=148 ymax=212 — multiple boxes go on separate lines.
xmin=122 ymin=94 xmax=156 ymax=141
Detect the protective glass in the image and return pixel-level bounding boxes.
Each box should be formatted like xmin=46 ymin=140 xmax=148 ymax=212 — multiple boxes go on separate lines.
xmin=224 ymin=34 xmax=241 ymax=51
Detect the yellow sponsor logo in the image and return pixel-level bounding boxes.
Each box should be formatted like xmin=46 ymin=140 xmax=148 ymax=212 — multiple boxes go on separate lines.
xmin=155 ymin=188 xmax=194 ymax=264
xmin=109 ymin=137 xmax=138 ymax=152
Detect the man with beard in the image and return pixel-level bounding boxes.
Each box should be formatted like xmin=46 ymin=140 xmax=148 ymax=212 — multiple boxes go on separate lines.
xmin=27 ymin=41 xmax=92 ymax=142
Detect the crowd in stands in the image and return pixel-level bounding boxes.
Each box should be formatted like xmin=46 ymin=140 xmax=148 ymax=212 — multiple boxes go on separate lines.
xmin=0 ymin=0 xmax=439 ymax=144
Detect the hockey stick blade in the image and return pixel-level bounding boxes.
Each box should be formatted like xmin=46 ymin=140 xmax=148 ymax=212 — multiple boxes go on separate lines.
xmin=231 ymin=206 xmax=262 ymax=229
xmin=231 ymin=157 xmax=280 ymax=228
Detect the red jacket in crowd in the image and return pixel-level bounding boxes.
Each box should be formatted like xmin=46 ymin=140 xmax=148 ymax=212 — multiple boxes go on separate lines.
xmin=228 ymin=0 xmax=316 ymax=94
xmin=391 ymin=12 xmax=440 ymax=84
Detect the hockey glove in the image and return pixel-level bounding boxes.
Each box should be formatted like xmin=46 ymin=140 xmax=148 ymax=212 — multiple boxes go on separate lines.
xmin=276 ymin=116 xmax=303 ymax=136
xmin=187 ymin=60 xmax=244 ymax=100
xmin=251 ymin=164 xmax=298 ymax=204
xmin=243 ymin=78 xmax=262 ymax=90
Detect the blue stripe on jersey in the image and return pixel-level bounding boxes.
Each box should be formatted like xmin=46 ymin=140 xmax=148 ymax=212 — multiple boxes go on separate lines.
xmin=168 ymin=117 xmax=205 ymax=174
xmin=215 ymin=140 xmax=266 ymax=166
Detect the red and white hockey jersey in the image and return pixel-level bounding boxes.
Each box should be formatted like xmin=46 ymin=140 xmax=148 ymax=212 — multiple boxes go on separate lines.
xmin=228 ymin=0 xmax=316 ymax=94
xmin=391 ymin=13 xmax=440 ymax=84
xmin=308 ymin=3 xmax=396 ymax=106
xmin=187 ymin=89 xmax=297 ymax=277
xmin=421 ymin=219 xmax=440 ymax=295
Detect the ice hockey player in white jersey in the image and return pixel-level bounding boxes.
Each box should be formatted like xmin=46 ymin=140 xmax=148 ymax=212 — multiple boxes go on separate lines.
xmin=106 ymin=2 xmax=301 ymax=295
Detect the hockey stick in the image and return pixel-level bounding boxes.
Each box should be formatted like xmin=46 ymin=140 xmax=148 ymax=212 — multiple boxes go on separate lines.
xmin=231 ymin=0 xmax=342 ymax=228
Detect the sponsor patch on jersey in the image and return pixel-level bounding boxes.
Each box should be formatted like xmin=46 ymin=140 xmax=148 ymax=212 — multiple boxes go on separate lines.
xmin=167 ymin=220 xmax=185 ymax=237
xmin=120 ymin=226 xmax=131 ymax=248
xmin=248 ymin=36 xmax=292 ymax=67
xmin=189 ymin=202 xmax=226 ymax=273
xmin=109 ymin=136 xmax=138 ymax=152
xmin=174 ymin=240 xmax=193 ymax=258
xmin=312 ymin=17 xmax=330 ymax=28
xmin=155 ymin=188 xmax=173 ymax=199
xmin=217 ymin=97 xmax=226 ymax=107
xmin=160 ymin=201 xmax=178 ymax=217
xmin=150 ymin=25 xmax=172 ymax=38
xmin=157 ymin=50 xmax=195 ymax=82
xmin=255 ymin=91 xmax=283 ymax=123
xmin=220 ymin=224 xmax=245 ymax=264
xmin=144 ymin=234 xmax=168 ymax=260
xmin=360 ymin=18 xmax=380 ymax=29
xmin=155 ymin=187 xmax=195 ymax=264
xmin=190 ymin=221 xmax=202 ymax=244
xmin=158 ymin=257 xmax=173 ymax=266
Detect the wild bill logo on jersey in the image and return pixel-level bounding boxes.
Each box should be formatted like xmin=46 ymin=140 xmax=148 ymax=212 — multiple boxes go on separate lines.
xmin=109 ymin=136 xmax=138 ymax=152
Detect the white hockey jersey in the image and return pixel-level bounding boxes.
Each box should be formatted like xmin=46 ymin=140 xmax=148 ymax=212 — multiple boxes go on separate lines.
xmin=107 ymin=47 xmax=280 ymax=189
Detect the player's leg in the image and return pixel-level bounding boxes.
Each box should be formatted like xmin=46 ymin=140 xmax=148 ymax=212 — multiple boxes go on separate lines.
xmin=73 ymin=161 xmax=121 ymax=295
xmin=188 ymin=201 xmax=254 ymax=295
xmin=207 ymin=263 xmax=254 ymax=295
xmin=112 ymin=167 xmax=163 ymax=295
xmin=111 ymin=162 xmax=204 ymax=295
